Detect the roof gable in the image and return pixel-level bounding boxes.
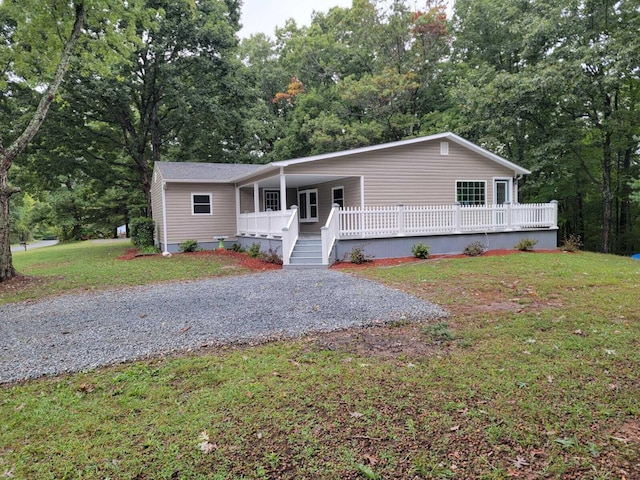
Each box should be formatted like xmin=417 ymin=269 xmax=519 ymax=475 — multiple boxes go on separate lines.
xmin=270 ymin=132 xmax=530 ymax=175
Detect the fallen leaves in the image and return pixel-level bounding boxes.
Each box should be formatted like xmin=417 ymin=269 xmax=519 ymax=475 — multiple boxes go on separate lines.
xmin=197 ymin=431 xmax=217 ymax=454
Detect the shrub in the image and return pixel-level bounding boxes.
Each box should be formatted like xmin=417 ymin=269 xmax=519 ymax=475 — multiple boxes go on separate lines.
xmin=248 ymin=243 xmax=261 ymax=258
xmin=348 ymin=245 xmax=373 ymax=264
xmin=411 ymin=242 xmax=430 ymax=259
xmin=130 ymin=217 xmax=155 ymax=249
xmin=261 ymin=246 xmax=282 ymax=265
xmin=515 ymin=237 xmax=538 ymax=251
xmin=230 ymin=243 xmax=245 ymax=253
xmin=561 ymin=234 xmax=582 ymax=252
xmin=179 ymin=239 xmax=200 ymax=253
xmin=464 ymin=241 xmax=485 ymax=256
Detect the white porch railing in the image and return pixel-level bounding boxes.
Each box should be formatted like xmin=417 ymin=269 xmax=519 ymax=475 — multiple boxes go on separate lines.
xmin=321 ymin=203 xmax=341 ymax=265
xmin=281 ymin=207 xmax=299 ymax=266
xmin=339 ymin=202 xmax=558 ymax=238
xmin=237 ymin=209 xmax=294 ymax=238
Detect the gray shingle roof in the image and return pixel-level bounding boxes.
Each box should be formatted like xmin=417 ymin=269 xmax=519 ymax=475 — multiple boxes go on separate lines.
xmin=155 ymin=161 xmax=265 ymax=182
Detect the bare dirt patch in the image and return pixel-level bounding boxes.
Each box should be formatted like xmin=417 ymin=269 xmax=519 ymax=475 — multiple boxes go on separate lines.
xmin=0 ymin=275 xmax=49 ymax=297
xmin=312 ymin=323 xmax=448 ymax=360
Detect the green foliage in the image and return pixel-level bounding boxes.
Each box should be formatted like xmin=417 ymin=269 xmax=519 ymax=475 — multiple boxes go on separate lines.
xmin=230 ymin=243 xmax=245 ymax=253
xmin=248 ymin=243 xmax=261 ymax=258
xmin=515 ymin=237 xmax=538 ymax=251
xmin=348 ymin=245 xmax=373 ymax=264
xmin=130 ymin=217 xmax=155 ymax=249
xmin=463 ymin=241 xmax=485 ymax=256
xmin=422 ymin=322 xmax=456 ymax=343
xmin=179 ymin=239 xmax=200 ymax=253
xmin=411 ymin=242 xmax=430 ymax=259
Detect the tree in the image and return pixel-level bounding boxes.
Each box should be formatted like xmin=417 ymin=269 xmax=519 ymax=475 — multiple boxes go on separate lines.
xmin=60 ymin=0 xmax=243 ymax=218
xmin=0 ymin=1 xmax=87 ymax=282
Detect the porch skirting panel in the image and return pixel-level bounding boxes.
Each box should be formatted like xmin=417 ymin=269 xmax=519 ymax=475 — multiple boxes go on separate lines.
xmin=236 ymin=237 xmax=284 ymax=255
xmin=334 ymin=230 xmax=558 ymax=261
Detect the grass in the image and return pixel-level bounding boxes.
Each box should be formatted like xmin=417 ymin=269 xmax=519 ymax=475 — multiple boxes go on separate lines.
xmin=2 ymin=248 xmax=640 ymax=478
xmin=1 ymin=240 xmax=250 ymax=304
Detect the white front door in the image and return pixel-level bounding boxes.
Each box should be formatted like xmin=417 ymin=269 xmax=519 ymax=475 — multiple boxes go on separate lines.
xmin=298 ymin=189 xmax=318 ymax=223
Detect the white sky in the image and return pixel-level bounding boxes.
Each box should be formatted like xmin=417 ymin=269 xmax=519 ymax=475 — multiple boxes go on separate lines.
xmin=239 ymin=0 xmax=354 ymax=38
xmin=239 ymin=1 xmax=454 ymax=39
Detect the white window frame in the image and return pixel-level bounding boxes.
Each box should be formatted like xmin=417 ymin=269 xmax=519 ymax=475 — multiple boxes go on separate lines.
xmin=455 ymin=180 xmax=486 ymax=206
xmin=298 ymin=188 xmax=318 ymax=223
xmin=331 ymin=186 xmax=344 ymax=208
xmin=192 ymin=193 xmax=213 ymax=215
xmin=263 ymin=189 xmax=281 ymax=211
xmin=493 ymin=178 xmax=512 ymax=205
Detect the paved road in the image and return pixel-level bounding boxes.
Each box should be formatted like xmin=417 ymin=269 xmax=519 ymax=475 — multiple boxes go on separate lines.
xmin=10 ymin=240 xmax=59 ymax=253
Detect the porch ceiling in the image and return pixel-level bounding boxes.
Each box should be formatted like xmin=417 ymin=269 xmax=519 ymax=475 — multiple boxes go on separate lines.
xmin=250 ymin=174 xmax=350 ymax=189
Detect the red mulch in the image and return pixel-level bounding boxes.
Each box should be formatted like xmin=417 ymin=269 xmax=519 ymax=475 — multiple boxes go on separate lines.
xmin=116 ymin=248 xmax=282 ymax=271
xmin=330 ymin=249 xmax=566 ymax=269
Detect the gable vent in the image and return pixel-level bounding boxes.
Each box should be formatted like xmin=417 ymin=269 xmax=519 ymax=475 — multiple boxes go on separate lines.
xmin=440 ymin=141 xmax=449 ymax=155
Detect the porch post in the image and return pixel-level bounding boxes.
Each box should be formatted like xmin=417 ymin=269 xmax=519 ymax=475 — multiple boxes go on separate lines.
xmin=253 ymin=183 xmax=260 ymax=233
xmin=454 ymin=202 xmax=461 ymax=233
xmin=235 ymin=187 xmax=240 ymax=235
xmin=551 ymin=200 xmax=558 ymax=229
xmin=280 ymin=168 xmax=287 ymax=211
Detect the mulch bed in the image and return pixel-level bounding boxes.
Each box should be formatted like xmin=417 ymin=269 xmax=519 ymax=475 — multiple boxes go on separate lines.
xmin=331 ymin=249 xmax=566 ymax=269
xmin=116 ymin=248 xmax=282 ymax=271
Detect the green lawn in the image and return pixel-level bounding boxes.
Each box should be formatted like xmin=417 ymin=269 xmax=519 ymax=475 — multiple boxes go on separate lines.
xmin=2 ymin=240 xmax=251 ymax=304
xmin=1 ymin=248 xmax=639 ymax=479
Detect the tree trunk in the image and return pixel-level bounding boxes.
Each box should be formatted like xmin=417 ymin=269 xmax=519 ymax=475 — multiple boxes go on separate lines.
xmin=601 ymin=94 xmax=613 ymax=254
xmin=0 ymin=2 xmax=86 ymax=282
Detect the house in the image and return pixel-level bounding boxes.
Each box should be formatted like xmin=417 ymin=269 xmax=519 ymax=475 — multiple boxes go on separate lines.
xmin=151 ymin=132 xmax=558 ymax=267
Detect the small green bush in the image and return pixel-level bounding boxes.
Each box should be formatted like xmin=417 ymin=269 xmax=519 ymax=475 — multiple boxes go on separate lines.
xmin=348 ymin=245 xmax=373 ymax=264
xmin=411 ymin=242 xmax=430 ymax=259
xmin=179 ymin=239 xmax=200 ymax=253
xmin=230 ymin=243 xmax=245 ymax=253
xmin=561 ymin=234 xmax=582 ymax=252
xmin=464 ymin=241 xmax=485 ymax=256
xmin=130 ymin=217 xmax=155 ymax=249
xmin=248 ymin=243 xmax=261 ymax=258
xmin=515 ymin=237 xmax=538 ymax=251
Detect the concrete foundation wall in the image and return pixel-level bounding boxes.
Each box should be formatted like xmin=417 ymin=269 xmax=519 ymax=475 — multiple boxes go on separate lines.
xmin=335 ymin=229 xmax=557 ymax=261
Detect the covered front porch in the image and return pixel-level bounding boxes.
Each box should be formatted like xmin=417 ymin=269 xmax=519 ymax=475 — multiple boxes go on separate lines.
xmin=235 ymin=201 xmax=559 ymax=267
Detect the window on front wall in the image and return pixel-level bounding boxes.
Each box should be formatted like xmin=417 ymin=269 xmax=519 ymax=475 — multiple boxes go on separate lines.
xmin=192 ymin=193 xmax=212 ymax=215
xmin=456 ymin=181 xmax=486 ymax=205
xmin=298 ymin=189 xmax=318 ymax=222
xmin=264 ymin=190 xmax=280 ymax=211
xmin=331 ymin=186 xmax=344 ymax=208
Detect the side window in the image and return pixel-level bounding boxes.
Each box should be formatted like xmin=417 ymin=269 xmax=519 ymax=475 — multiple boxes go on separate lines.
xmin=192 ymin=193 xmax=212 ymax=215
xmin=331 ymin=186 xmax=344 ymax=208
xmin=456 ymin=181 xmax=486 ymax=205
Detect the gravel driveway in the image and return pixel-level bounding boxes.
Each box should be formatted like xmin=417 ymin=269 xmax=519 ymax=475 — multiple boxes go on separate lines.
xmin=0 ymin=269 xmax=446 ymax=384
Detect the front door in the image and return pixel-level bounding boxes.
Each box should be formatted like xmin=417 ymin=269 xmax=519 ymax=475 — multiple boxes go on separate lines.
xmin=298 ymin=189 xmax=318 ymax=223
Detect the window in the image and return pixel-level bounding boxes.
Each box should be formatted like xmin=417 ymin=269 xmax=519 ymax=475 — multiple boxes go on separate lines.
xmin=298 ymin=189 xmax=318 ymax=222
xmin=192 ymin=193 xmax=212 ymax=215
xmin=456 ymin=181 xmax=486 ymax=205
xmin=331 ymin=186 xmax=344 ymax=208
xmin=440 ymin=141 xmax=449 ymax=155
xmin=264 ymin=190 xmax=280 ymax=211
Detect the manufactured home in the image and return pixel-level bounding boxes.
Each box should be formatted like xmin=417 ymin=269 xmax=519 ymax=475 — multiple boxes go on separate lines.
xmin=151 ymin=132 xmax=557 ymax=267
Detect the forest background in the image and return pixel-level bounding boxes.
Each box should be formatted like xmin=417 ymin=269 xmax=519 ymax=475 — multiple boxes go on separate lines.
xmin=2 ymin=0 xmax=639 ymax=262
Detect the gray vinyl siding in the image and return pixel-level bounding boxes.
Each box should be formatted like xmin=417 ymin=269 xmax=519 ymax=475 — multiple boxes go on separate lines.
xmin=282 ymin=141 xmax=516 ymax=205
xmin=164 ymin=183 xmax=237 ymax=243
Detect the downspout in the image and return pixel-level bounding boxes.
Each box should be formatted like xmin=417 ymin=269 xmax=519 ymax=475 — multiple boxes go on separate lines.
xmin=162 ymin=181 xmax=170 ymax=255
xmin=514 ymin=174 xmax=523 ymax=204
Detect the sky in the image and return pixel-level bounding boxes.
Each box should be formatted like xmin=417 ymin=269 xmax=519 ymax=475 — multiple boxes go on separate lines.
xmin=239 ymin=0 xmax=353 ymax=38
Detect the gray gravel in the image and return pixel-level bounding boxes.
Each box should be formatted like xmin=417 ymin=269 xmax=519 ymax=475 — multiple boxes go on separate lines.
xmin=0 ymin=269 xmax=446 ymax=384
